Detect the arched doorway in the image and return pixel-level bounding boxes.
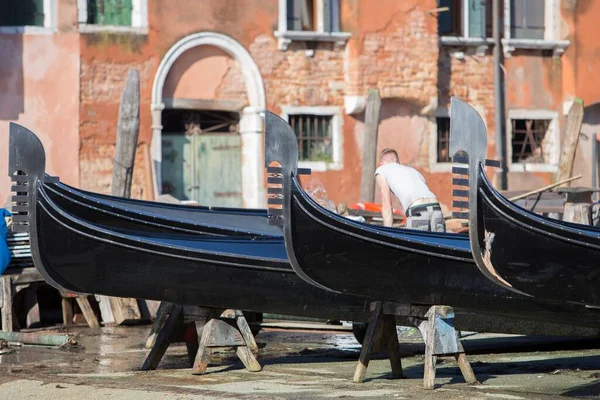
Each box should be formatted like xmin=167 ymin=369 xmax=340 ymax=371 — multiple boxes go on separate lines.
xmin=151 ymin=32 xmax=266 ymax=208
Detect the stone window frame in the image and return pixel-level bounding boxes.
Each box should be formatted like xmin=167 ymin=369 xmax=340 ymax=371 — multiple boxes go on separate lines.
xmin=78 ymin=0 xmax=148 ymax=34
xmin=507 ymin=109 xmax=559 ymax=173
xmin=0 ymin=0 xmax=57 ymax=34
xmin=274 ymin=0 xmax=351 ymax=51
xmin=429 ymin=107 xmax=455 ymax=173
xmin=439 ymin=0 xmax=569 ymax=57
xmin=280 ymin=106 xmax=344 ymax=172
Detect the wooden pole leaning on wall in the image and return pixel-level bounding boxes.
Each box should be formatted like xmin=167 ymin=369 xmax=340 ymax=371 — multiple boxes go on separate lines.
xmin=556 ymin=98 xmax=584 ymax=188
xmin=103 ymin=69 xmax=142 ymax=326
xmin=360 ymin=89 xmax=382 ymax=203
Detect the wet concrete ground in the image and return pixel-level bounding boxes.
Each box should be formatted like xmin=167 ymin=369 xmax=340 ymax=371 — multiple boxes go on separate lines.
xmin=0 ymin=324 xmax=599 ymax=399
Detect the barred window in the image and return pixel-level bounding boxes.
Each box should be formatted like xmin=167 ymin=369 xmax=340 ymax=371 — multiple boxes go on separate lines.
xmin=511 ymin=118 xmax=551 ymax=163
xmin=0 ymin=0 xmax=44 ymax=26
xmin=289 ymin=114 xmax=333 ymax=162
xmin=87 ymin=0 xmax=132 ymax=26
xmin=436 ymin=117 xmax=451 ymax=163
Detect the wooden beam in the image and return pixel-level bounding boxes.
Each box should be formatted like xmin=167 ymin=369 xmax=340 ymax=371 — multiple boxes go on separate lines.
xmin=556 ymin=98 xmax=584 ymax=187
xmin=107 ymin=69 xmax=142 ymax=324
xmin=360 ymin=89 xmax=382 ymax=202
xmin=112 ymin=69 xmax=140 ymax=198
xmin=1 ymin=276 xmax=12 ymax=332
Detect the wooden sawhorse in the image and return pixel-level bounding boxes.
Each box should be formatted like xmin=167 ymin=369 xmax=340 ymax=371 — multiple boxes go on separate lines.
xmin=1 ymin=267 xmax=99 ymax=331
xmin=354 ymin=302 xmax=479 ymax=390
xmin=141 ymin=303 xmax=261 ymax=374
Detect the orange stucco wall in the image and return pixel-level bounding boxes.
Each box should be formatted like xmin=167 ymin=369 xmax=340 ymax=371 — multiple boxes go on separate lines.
xmin=0 ymin=30 xmax=80 ymax=205
xmin=2 ymin=0 xmax=599 ymax=214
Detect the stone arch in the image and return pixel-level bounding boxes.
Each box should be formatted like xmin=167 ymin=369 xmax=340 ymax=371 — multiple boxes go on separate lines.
xmin=151 ymin=32 xmax=266 ymax=207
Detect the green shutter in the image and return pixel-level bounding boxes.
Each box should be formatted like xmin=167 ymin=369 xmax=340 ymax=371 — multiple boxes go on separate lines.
xmin=88 ymin=0 xmax=132 ymax=26
xmin=468 ymin=0 xmax=486 ymax=38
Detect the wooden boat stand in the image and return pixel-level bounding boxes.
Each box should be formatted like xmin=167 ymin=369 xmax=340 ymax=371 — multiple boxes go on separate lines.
xmin=354 ymin=302 xmax=478 ymax=390
xmin=1 ymin=267 xmax=99 ymax=331
xmin=141 ymin=303 xmax=261 ymax=374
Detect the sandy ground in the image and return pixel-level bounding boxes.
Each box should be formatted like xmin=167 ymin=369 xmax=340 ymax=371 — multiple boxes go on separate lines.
xmin=0 ymin=324 xmax=598 ymax=399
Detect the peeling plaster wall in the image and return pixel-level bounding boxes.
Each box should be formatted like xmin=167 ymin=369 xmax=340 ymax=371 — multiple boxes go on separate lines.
xmin=0 ymin=7 xmax=80 ymax=205
xmin=74 ymin=0 xmax=599 ymax=211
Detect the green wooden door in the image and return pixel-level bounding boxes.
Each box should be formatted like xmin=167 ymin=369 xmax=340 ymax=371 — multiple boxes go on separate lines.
xmin=194 ymin=135 xmax=242 ymax=207
xmin=161 ymin=134 xmax=242 ymax=207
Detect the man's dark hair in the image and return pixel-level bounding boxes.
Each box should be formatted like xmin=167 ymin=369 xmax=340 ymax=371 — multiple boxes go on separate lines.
xmin=380 ymin=148 xmax=399 ymax=162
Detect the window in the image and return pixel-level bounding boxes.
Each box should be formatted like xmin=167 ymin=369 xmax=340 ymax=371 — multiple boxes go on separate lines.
xmin=507 ymin=110 xmax=559 ymax=172
xmin=87 ymin=0 xmax=132 ymax=26
xmin=0 ymin=0 xmax=44 ymax=26
xmin=437 ymin=0 xmax=492 ymax=38
xmin=510 ymin=0 xmax=544 ymax=40
xmin=275 ymin=0 xmax=350 ymax=51
xmin=436 ymin=117 xmax=451 ymax=163
xmin=510 ymin=118 xmax=551 ymax=163
xmin=281 ymin=106 xmax=343 ymax=171
xmin=290 ymin=114 xmax=333 ymax=162
xmin=286 ymin=0 xmax=340 ymax=33
xmin=78 ymin=0 xmax=147 ymax=31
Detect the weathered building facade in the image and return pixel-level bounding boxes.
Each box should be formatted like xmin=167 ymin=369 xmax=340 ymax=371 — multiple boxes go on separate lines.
xmin=1 ymin=0 xmax=600 ymax=214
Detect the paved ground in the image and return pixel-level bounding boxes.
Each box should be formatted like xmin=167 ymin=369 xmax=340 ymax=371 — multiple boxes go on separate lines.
xmin=0 ymin=324 xmax=599 ymax=399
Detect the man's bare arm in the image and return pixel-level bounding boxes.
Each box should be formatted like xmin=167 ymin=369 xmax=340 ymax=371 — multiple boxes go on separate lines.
xmin=376 ymin=174 xmax=394 ymax=227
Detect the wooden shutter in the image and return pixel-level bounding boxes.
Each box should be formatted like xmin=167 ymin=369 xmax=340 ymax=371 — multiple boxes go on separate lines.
xmin=323 ymin=0 xmax=340 ymax=32
xmin=511 ymin=0 xmax=545 ymax=39
xmin=468 ymin=0 xmax=486 ymax=38
xmin=287 ymin=0 xmax=302 ymax=31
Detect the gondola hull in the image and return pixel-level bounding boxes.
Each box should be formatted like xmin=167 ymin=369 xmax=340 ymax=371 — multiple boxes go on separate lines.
xmin=262 ymin=110 xmax=600 ymax=330
xmin=449 ymin=97 xmax=600 ymax=307
xmin=34 ymin=183 xmax=372 ymax=321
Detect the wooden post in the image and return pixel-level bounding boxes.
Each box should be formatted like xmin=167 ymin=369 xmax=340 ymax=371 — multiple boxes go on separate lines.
xmin=24 ymin=284 xmax=41 ymax=329
xmin=360 ymin=89 xmax=382 ymax=202
xmin=556 ymin=98 xmax=584 ymax=187
xmin=1 ymin=276 xmax=13 ymax=332
xmin=105 ymin=69 xmax=141 ymax=324
xmin=112 ymin=68 xmax=140 ymax=198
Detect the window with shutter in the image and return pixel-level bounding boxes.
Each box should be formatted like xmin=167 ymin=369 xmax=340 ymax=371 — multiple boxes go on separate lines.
xmin=87 ymin=0 xmax=133 ymax=26
xmin=468 ymin=0 xmax=486 ymax=38
xmin=0 ymin=0 xmax=44 ymax=26
xmin=510 ymin=0 xmax=545 ymax=39
xmin=285 ymin=0 xmax=340 ymax=32
xmin=437 ymin=0 xmax=462 ymax=36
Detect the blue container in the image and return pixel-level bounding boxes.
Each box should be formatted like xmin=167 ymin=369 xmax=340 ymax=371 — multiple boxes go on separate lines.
xmin=0 ymin=209 xmax=11 ymax=275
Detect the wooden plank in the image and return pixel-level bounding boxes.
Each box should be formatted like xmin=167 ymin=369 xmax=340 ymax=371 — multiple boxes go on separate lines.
xmin=141 ymin=306 xmax=182 ymax=371
xmin=112 ymin=68 xmax=140 ymax=198
xmin=75 ymin=296 xmax=100 ymax=329
xmin=108 ymin=297 xmax=142 ymax=325
xmin=1 ymin=276 xmax=13 ymax=332
xmin=236 ymin=346 xmax=262 ymax=372
xmin=556 ymin=98 xmax=584 ymax=186
xmin=106 ymin=69 xmax=142 ymax=324
xmin=24 ymin=285 xmax=41 ymax=329
xmin=62 ymin=298 xmax=74 ymax=326
xmin=353 ymin=301 xmax=383 ymax=383
xmin=360 ymin=89 xmax=382 ymax=202
xmin=455 ymin=353 xmax=478 ymax=385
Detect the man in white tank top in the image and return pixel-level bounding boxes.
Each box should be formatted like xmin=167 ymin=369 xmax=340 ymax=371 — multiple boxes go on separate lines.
xmin=375 ymin=148 xmax=446 ymax=232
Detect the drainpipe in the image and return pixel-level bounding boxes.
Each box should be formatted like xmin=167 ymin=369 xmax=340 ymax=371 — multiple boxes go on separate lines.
xmin=493 ymin=0 xmax=508 ymax=189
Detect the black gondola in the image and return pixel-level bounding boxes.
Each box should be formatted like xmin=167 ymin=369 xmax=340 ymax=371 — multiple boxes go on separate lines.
xmin=8 ymin=122 xmax=374 ymax=322
xmin=263 ymin=110 xmax=600 ymax=329
xmin=449 ymin=97 xmax=600 ymax=307
xmin=43 ymin=178 xmax=280 ymax=238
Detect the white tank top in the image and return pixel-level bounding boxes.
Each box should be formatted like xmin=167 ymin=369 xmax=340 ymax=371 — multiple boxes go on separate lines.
xmin=375 ymin=163 xmax=437 ymax=211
